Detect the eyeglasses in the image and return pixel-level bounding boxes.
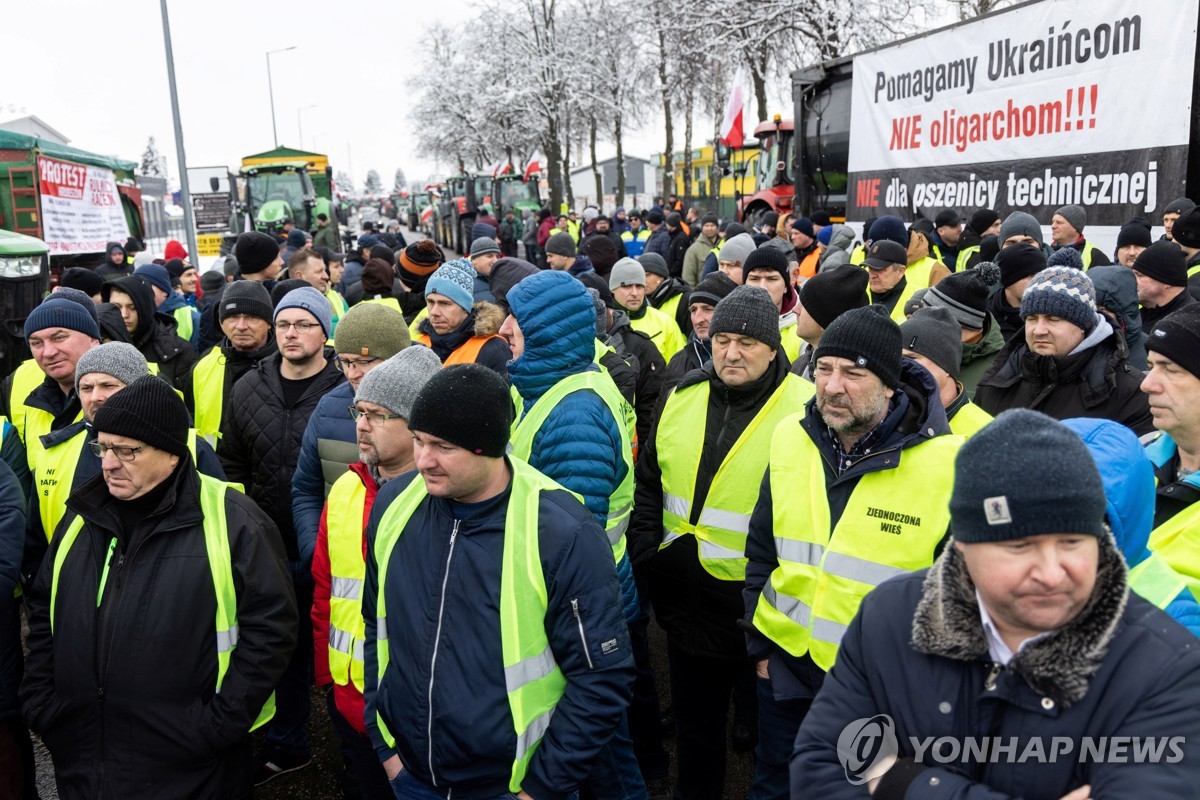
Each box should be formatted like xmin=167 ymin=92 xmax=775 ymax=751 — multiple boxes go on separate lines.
xmin=348 ymin=406 xmax=404 ymax=426
xmin=334 ymin=355 xmax=379 ymax=372
xmin=89 ymin=441 xmax=146 ymax=462
xmin=274 ymin=320 xmax=323 ymax=334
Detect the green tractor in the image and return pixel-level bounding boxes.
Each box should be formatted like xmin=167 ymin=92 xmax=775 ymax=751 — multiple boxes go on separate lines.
xmin=238 ymin=147 xmax=339 ymax=237
xmin=437 ymin=174 xmax=482 ymax=255
xmin=490 ymin=173 xmax=541 ymax=219
xmin=0 ymin=230 xmax=49 ymax=377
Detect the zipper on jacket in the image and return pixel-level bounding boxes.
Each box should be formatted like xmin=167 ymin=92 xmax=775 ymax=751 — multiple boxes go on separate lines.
xmin=984 ymin=662 xmax=1002 ymax=691
xmin=427 ymin=519 xmax=460 ymax=788
xmin=571 ymin=599 xmax=594 ymax=669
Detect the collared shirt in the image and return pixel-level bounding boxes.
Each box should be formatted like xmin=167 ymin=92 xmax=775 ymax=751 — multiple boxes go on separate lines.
xmin=977 ymin=590 xmax=1052 ymax=666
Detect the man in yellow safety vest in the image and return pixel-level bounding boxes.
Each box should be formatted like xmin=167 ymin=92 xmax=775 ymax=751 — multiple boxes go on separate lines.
xmin=312 ymin=346 xmax=441 ymax=800
xmin=21 ymin=375 xmax=296 ymax=799
xmin=742 ymin=305 xmax=963 ymax=799
xmin=363 ymin=364 xmax=636 ymax=799
xmin=630 ymin=285 xmax=814 ymax=799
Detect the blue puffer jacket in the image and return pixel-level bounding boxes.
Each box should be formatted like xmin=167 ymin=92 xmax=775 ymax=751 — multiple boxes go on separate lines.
xmin=291 ymin=382 xmax=357 ymax=564
xmin=1064 ymin=417 xmax=1200 ymax=636
xmin=508 ymin=271 xmax=640 ymax=622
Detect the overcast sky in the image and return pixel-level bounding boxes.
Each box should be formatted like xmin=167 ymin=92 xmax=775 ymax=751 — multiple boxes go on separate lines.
xmin=5 ymin=0 xmax=787 ymax=192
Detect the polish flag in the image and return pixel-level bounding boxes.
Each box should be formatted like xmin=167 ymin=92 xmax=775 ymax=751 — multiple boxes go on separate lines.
xmin=720 ymin=69 xmax=747 ymax=149
xmin=524 ymin=152 xmax=546 ymax=181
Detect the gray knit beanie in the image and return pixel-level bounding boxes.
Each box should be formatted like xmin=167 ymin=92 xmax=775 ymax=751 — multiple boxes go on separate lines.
xmin=273 ymin=286 xmax=334 ymax=338
xmin=998 ymin=211 xmax=1044 ymax=246
xmin=717 ymin=233 xmax=756 ymax=266
xmin=1020 ymin=266 xmax=1097 ymax=332
xmin=75 ymin=341 xmax=149 ymax=388
xmin=951 ymin=409 xmax=1106 ymax=542
xmin=545 ymin=232 xmax=577 ymax=257
xmin=355 ymin=346 xmax=443 ymax=419
xmin=1054 ymin=204 xmax=1086 ymax=234
xmin=609 ymin=258 xmax=646 ymax=290
xmin=899 ymin=307 xmax=963 ymax=381
xmin=708 ymin=285 xmax=781 ymax=350
xmin=470 ymin=237 xmax=502 ymax=258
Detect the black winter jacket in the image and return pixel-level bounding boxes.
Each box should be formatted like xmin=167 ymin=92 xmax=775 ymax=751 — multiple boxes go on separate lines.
xmin=665 ymin=229 xmax=690 ymax=280
xmin=20 ymin=463 xmax=297 ymax=800
xmin=363 ymin=468 xmax=634 ymax=800
xmin=974 ymin=321 xmax=1154 ymax=436
xmin=219 ymin=351 xmax=344 ymax=559
xmin=632 ymin=356 xmax=792 ymax=658
xmin=604 ymin=310 xmax=665 ymax=446
xmin=658 ymin=334 xmax=711 ymax=411
xmin=104 ymin=276 xmax=197 ymax=393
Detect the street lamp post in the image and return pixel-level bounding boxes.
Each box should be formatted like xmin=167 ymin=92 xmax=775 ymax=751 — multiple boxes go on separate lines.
xmin=266 ymin=46 xmax=298 ymax=147
xmin=297 ymin=105 xmax=317 ymax=149
xmin=157 ymin=0 xmax=199 ymax=268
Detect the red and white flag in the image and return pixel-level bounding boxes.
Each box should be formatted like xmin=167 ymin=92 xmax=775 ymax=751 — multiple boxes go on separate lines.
xmin=524 ymin=152 xmax=546 ymax=181
xmin=719 ymin=68 xmax=747 ymax=149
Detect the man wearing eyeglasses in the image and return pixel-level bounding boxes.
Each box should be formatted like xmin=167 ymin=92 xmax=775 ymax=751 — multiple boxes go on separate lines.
xmin=291 ymin=302 xmax=412 ymax=629
xmin=25 ymin=342 xmax=226 ymax=580
xmin=219 ymin=286 xmax=344 ymax=784
xmin=21 ymin=374 xmax=297 ymax=799
xmin=311 ymin=345 xmax=442 ymax=800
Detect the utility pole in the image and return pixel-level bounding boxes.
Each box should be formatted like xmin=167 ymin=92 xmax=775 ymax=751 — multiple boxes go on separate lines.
xmin=158 ymin=0 xmax=199 ymax=267
xmin=266 ymin=46 xmax=297 ymax=147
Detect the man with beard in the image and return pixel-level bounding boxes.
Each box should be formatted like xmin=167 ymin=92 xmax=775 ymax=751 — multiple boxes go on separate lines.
xmin=742 ymin=305 xmax=963 ymax=800
xmin=311 ymin=347 xmax=441 ymax=800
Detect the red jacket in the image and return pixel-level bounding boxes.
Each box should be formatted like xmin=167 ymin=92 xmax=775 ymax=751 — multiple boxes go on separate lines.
xmin=311 ymin=461 xmax=379 ymax=734
xmin=537 ymin=216 xmax=556 ymax=248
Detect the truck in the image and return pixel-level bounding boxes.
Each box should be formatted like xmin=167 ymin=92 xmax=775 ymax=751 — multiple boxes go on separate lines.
xmin=0 ymin=230 xmax=49 ymax=377
xmin=237 ymin=146 xmax=340 ymax=238
xmin=789 ymin=0 xmax=1200 ymax=253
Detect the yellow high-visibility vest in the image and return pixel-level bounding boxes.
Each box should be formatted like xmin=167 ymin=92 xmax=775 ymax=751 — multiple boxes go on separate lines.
xmin=325 ymin=473 xmax=370 ymax=693
xmin=628 ymin=305 xmax=686 ymax=362
xmin=372 ymin=461 xmax=569 ymax=793
xmin=658 ymin=375 xmax=813 ymax=580
xmin=948 ymin=400 xmax=993 ymax=438
xmin=51 ymin=473 xmax=274 ymax=730
xmin=752 ymin=418 xmax=963 ymax=670
xmin=190 ymin=348 xmax=228 ymax=448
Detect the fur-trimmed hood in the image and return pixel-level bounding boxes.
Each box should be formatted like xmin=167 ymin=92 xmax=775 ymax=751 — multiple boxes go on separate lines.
xmin=911 ymin=528 xmax=1128 ymax=708
xmin=472 ymin=301 xmax=505 ymax=336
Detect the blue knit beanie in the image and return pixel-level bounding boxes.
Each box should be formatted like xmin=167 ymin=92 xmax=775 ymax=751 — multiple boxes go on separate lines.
xmin=273 ymin=286 xmax=333 ymax=338
xmin=1020 ymin=266 xmax=1097 ymax=332
xmin=426 ymin=259 xmax=478 ymax=314
xmin=133 ymin=263 xmax=173 ymax=296
xmin=868 ymin=215 xmax=908 ymax=247
xmin=951 ymin=409 xmax=1106 ymax=542
xmin=25 ymin=297 xmax=100 ymax=340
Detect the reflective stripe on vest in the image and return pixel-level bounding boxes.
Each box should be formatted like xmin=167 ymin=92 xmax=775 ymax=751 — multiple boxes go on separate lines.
xmin=325 ymin=472 xmax=370 ymax=693
xmin=658 ymin=375 xmax=814 ymax=580
xmin=509 ymin=371 xmax=634 ymax=563
xmin=7 ymin=358 xmax=43 ymax=450
xmin=191 ymin=348 xmax=228 ymax=447
xmin=1149 ymin=502 xmax=1200 ymax=602
xmin=1129 ymin=553 xmax=1190 ymax=610
xmin=173 ymin=306 xmax=195 ymax=343
xmin=50 ymin=473 xmax=274 ymax=730
xmin=628 ymin=305 xmax=686 ymax=361
xmin=416 ymin=332 xmax=504 ymax=366
xmin=38 ymin=429 xmax=203 ymax=541
xmin=372 ymin=461 xmax=568 ymax=792
xmin=752 ymin=418 xmax=963 ymax=669
xmin=948 ymin=400 xmax=993 ymax=438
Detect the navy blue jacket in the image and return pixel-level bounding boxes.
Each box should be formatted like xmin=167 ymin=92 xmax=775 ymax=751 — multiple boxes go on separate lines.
xmin=291 ymin=382 xmax=357 ymax=564
xmin=0 ymin=459 xmax=25 ymax=716
xmin=363 ymin=468 xmax=634 ymax=800
xmin=792 ymin=534 xmax=1200 ymax=799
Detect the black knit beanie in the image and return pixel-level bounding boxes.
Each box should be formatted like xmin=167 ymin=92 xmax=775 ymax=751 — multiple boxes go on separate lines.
xmin=1132 ymin=240 xmax=1188 ymax=287
xmin=951 ymin=409 xmax=1105 ymax=543
xmin=709 ymin=285 xmax=781 ymax=350
xmin=219 ymin=280 xmax=274 ymax=323
xmin=813 ymin=305 xmax=902 ymax=388
xmin=1146 ymin=303 xmax=1200 ymax=380
xmin=798 ymin=263 xmax=869 ymax=330
xmin=968 ymin=209 xmax=1000 ymax=236
xmin=408 ymin=364 xmax=512 ymax=457
xmin=995 ymin=243 xmax=1046 ymax=289
xmin=234 ymin=231 xmax=281 ymax=275
xmin=93 ymin=374 xmax=190 ymax=458
xmin=741 ymin=245 xmax=790 ymax=284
